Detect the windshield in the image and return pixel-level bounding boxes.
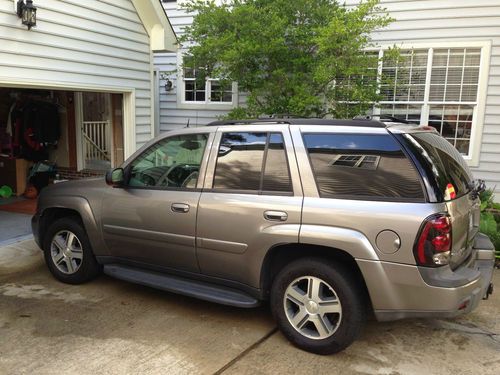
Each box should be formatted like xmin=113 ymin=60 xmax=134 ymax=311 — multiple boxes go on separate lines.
xmin=403 ymin=132 xmax=473 ymax=201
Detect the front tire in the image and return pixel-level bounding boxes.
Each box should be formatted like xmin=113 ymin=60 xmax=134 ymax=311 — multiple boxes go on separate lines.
xmin=43 ymin=217 xmax=101 ymax=284
xmin=270 ymin=258 xmax=366 ymax=354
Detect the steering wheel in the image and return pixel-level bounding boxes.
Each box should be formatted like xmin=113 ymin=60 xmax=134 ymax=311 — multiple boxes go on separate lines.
xmin=156 ymin=164 xmax=183 ymax=187
xmin=135 ymin=171 xmax=156 ymax=186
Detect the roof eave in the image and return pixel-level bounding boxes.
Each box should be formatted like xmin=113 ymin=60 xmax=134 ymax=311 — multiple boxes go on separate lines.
xmin=131 ymin=0 xmax=178 ymax=52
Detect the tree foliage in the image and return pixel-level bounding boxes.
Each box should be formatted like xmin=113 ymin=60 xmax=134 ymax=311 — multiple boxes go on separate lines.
xmin=180 ymin=0 xmax=394 ymax=119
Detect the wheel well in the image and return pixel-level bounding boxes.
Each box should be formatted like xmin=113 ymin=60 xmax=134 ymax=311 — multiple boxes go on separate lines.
xmin=39 ymin=207 xmax=83 ymax=245
xmin=260 ymin=243 xmax=371 ymax=304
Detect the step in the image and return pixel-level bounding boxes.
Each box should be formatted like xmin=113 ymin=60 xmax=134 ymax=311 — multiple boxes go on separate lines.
xmin=103 ymin=264 xmax=260 ymax=308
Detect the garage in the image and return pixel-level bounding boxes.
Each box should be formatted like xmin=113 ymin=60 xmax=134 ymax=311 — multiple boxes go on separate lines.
xmin=0 ymin=0 xmax=177 ymax=244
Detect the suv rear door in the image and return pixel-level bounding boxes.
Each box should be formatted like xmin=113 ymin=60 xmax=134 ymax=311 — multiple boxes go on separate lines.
xmin=196 ymin=125 xmax=303 ymax=288
xmin=398 ymin=131 xmax=480 ymax=268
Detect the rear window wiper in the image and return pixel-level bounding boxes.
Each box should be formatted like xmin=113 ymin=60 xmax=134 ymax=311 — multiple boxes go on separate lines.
xmin=469 ymin=179 xmax=486 ymax=199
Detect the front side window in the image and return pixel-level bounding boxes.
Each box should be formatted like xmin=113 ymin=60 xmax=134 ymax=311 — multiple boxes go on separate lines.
xmin=213 ymin=132 xmax=292 ymax=193
xmin=128 ymin=134 xmax=208 ymax=189
xmin=303 ymin=133 xmax=424 ymax=201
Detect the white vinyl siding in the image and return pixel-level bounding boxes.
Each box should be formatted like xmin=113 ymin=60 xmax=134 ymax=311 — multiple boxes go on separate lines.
xmin=0 ymin=0 xmax=153 ymax=150
xmin=154 ymin=2 xmax=244 ymax=131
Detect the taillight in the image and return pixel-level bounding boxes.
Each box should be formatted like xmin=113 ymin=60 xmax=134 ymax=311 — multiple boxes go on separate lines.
xmin=414 ymin=214 xmax=452 ymax=266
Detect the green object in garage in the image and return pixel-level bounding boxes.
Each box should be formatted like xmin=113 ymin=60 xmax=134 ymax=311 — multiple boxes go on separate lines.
xmin=0 ymin=185 xmax=13 ymax=198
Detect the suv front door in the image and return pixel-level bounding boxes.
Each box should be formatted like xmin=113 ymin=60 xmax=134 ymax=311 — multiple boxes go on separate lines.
xmin=196 ymin=125 xmax=303 ymax=289
xmin=101 ymin=129 xmax=214 ymax=272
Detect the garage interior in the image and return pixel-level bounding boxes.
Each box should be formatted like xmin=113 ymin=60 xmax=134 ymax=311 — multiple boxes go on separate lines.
xmin=0 ymin=87 xmax=124 ymax=244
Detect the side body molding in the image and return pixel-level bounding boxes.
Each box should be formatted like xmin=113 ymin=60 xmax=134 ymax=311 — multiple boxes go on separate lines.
xmin=299 ymin=225 xmax=380 ymax=261
xmin=39 ymin=195 xmax=108 ymax=256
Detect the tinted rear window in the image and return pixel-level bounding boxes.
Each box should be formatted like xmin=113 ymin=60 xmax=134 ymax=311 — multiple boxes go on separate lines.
xmin=403 ymin=132 xmax=473 ymax=201
xmin=303 ymin=133 xmax=425 ymax=201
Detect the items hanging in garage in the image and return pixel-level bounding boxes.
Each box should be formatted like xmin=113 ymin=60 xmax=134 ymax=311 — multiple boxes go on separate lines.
xmin=6 ymin=94 xmax=60 ymax=161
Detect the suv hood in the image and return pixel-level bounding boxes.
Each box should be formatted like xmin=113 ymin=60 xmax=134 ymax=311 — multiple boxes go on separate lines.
xmin=40 ymin=177 xmax=107 ymax=199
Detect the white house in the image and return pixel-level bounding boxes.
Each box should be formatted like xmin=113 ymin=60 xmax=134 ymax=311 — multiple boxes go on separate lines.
xmin=0 ymin=0 xmax=176 ymax=190
xmin=155 ymin=0 xmax=500 ymax=197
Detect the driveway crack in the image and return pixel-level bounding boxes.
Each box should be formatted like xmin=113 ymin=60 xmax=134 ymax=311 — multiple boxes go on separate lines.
xmin=434 ymin=320 xmax=500 ymax=343
xmin=213 ymin=327 xmax=278 ymax=375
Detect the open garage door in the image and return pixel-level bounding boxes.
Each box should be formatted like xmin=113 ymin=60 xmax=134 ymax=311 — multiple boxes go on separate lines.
xmin=0 ymin=87 xmax=124 ymax=244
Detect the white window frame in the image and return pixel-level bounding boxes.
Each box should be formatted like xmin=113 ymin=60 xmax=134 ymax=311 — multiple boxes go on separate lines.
xmin=176 ymin=51 xmax=239 ymax=110
xmin=367 ymin=41 xmax=491 ymax=167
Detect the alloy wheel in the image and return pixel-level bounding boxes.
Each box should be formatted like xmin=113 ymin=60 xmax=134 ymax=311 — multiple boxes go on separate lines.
xmin=50 ymin=230 xmax=83 ymax=274
xmin=283 ymin=276 xmax=342 ymax=340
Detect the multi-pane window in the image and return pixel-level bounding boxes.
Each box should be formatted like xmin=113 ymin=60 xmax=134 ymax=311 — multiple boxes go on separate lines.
xmin=184 ymin=65 xmax=207 ymax=102
xmin=330 ymin=155 xmax=380 ymax=170
xmin=182 ymin=57 xmax=234 ymax=104
xmin=377 ymin=47 xmax=483 ymax=157
xmin=210 ymin=80 xmax=233 ymax=103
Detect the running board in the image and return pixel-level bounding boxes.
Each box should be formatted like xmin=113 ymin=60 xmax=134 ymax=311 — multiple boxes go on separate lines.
xmin=103 ymin=264 xmax=260 ymax=308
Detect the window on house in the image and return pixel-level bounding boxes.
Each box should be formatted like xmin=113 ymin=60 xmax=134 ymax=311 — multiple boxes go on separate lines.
xmin=330 ymin=155 xmax=381 ymax=170
xmin=377 ymin=47 xmax=483 ymax=158
xmin=182 ymin=57 xmax=234 ymax=104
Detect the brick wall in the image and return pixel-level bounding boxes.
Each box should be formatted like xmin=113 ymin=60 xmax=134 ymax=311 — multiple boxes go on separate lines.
xmin=57 ymin=167 xmax=105 ymax=180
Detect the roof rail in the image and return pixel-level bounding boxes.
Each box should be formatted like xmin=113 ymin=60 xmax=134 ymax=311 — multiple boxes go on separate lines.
xmin=354 ymin=114 xmax=418 ymax=125
xmin=206 ymin=118 xmax=386 ymax=128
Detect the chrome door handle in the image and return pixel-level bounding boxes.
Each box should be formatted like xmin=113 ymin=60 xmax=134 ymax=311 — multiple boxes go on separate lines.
xmin=171 ymin=203 xmax=190 ymax=213
xmin=264 ymin=210 xmax=288 ymax=222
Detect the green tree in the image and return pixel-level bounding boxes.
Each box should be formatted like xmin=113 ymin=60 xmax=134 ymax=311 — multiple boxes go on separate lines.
xmin=180 ymin=0 xmax=394 ymax=119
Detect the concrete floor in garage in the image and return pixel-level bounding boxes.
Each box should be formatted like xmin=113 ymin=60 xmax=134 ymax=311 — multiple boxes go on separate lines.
xmin=0 ymin=239 xmax=499 ymax=375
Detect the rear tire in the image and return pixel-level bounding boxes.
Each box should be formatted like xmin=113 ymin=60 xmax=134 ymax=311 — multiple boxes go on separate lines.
xmin=270 ymin=258 xmax=366 ymax=354
xmin=43 ymin=217 xmax=101 ymax=284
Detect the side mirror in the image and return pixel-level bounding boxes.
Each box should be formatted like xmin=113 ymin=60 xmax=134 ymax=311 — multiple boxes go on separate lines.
xmin=106 ymin=168 xmax=125 ymax=187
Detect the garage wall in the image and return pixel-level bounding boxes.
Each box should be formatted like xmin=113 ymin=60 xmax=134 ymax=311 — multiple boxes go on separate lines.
xmin=0 ymin=0 xmax=153 ymax=149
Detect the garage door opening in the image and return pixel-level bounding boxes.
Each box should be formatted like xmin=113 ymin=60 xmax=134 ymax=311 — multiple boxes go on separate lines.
xmin=0 ymin=87 xmax=124 ymax=197
xmin=0 ymin=86 xmax=127 ymax=245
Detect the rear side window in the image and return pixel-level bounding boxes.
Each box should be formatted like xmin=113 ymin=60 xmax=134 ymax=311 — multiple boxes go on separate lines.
xmin=213 ymin=132 xmax=293 ymax=193
xmin=303 ymin=133 xmax=425 ymax=201
xmin=403 ymin=132 xmax=473 ymax=201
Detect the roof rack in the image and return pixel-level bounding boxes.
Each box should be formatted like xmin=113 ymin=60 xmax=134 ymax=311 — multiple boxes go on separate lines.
xmin=206 ymin=118 xmax=387 ymax=128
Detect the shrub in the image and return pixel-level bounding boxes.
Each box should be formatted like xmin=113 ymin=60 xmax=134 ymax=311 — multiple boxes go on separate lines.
xmin=479 ymin=189 xmax=500 ymax=265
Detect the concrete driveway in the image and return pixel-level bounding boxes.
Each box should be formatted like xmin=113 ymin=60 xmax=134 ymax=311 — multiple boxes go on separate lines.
xmin=1 ymin=240 xmax=499 ymax=375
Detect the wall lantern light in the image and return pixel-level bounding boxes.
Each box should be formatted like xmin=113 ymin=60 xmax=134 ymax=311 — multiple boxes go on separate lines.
xmin=165 ymin=78 xmax=173 ymax=92
xmin=159 ymin=72 xmax=174 ymax=92
xmin=17 ymin=0 xmax=37 ymax=30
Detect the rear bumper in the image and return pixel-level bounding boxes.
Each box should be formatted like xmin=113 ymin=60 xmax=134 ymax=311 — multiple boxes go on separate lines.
xmin=357 ymin=233 xmax=495 ymax=321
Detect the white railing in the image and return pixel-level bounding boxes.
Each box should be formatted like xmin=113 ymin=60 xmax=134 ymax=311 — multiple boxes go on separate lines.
xmin=82 ymin=121 xmax=110 ymax=162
